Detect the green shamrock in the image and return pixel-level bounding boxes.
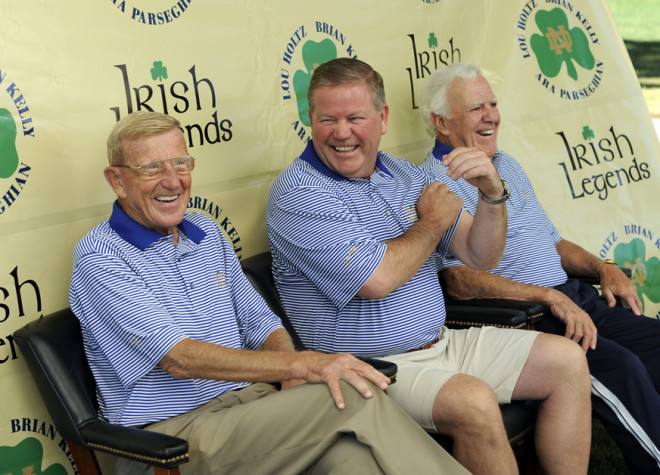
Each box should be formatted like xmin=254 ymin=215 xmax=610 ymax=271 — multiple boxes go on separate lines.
xmin=0 ymin=437 xmax=68 ymax=475
xmin=582 ymin=125 xmax=595 ymax=141
xmin=0 ymin=108 xmax=19 ymax=179
xmin=613 ymin=238 xmax=660 ymax=312
xmin=530 ymin=8 xmax=595 ymax=80
xmin=428 ymin=33 xmax=438 ymax=48
xmin=293 ymin=39 xmax=338 ymax=126
xmin=151 ymin=61 xmax=168 ymax=82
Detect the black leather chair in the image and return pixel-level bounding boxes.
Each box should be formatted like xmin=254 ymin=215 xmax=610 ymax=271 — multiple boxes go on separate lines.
xmin=13 ymin=309 xmax=189 ymax=475
xmin=440 ymin=266 xmax=632 ymax=331
xmin=240 ymin=251 xmax=540 ymax=472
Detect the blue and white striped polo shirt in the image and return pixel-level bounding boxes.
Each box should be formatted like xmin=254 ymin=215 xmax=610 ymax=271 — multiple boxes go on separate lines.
xmin=267 ymin=141 xmax=462 ymax=358
xmin=69 ymin=203 xmax=283 ymax=427
xmin=422 ymin=141 xmax=567 ymax=287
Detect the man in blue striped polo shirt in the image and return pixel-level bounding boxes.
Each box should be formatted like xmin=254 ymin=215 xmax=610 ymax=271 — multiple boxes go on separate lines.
xmin=420 ymin=63 xmax=660 ymax=475
xmin=267 ymin=57 xmax=592 ymax=475
xmin=69 ymin=110 xmax=471 ymax=474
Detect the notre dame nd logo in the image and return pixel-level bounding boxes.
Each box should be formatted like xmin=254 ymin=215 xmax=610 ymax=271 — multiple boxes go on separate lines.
xmin=517 ymin=5 xmax=604 ymax=101
xmin=599 ymin=225 xmax=660 ymax=319
xmin=279 ymin=22 xmax=358 ymax=144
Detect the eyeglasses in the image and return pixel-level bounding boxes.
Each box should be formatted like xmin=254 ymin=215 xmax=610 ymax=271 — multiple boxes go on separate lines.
xmin=118 ymin=155 xmax=195 ymax=179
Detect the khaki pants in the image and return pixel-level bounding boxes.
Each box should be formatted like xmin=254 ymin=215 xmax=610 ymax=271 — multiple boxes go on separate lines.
xmin=115 ymin=381 xmax=468 ymax=474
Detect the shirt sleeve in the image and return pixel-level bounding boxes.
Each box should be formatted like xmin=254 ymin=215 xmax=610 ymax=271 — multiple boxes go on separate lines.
xmin=70 ymin=250 xmax=187 ymax=389
xmin=268 ymin=184 xmax=386 ymax=310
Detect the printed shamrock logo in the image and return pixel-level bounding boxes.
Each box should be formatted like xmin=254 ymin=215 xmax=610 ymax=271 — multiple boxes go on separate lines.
xmin=582 ymin=125 xmax=595 ymax=140
xmin=428 ymin=33 xmax=438 ymax=48
xmin=530 ymin=8 xmax=595 ymax=80
xmin=151 ymin=61 xmax=168 ymax=82
xmin=293 ymin=39 xmax=338 ymax=126
xmin=0 ymin=437 xmax=67 ymax=475
xmin=0 ymin=108 xmax=19 ymax=179
xmin=613 ymin=238 xmax=660 ymax=312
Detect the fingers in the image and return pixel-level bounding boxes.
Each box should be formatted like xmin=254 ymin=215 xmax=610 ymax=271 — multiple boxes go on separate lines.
xmin=442 ymin=147 xmax=502 ymax=196
xmin=326 ymin=378 xmax=347 ymax=410
xmin=304 ymin=353 xmax=388 ymax=410
xmin=564 ymin=314 xmax=597 ymax=352
xmin=601 ymin=278 xmax=643 ymax=316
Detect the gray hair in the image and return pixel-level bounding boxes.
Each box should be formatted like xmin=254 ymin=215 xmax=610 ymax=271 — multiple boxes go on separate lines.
xmin=107 ymin=111 xmax=182 ymax=166
xmin=419 ymin=63 xmax=482 ymax=137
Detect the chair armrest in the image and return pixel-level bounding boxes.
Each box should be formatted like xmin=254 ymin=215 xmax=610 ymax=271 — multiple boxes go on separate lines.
xmin=445 ymin=297 xmax=544 ymax=327
xmin=80 ymin=419 xmax=189 ymax=469
xmin=357 ymin=356 xmax=397 ymax=381
xmin=445 ymin=304 xmax=530 ymax=329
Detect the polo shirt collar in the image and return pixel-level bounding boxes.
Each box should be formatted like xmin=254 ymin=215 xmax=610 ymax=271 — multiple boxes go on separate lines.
xmin=108 ymin=201 xmax=206 ymax=251
xmin=431 ymin=140 xmax=453 ymax=160
xmin=299 ymin=140 xmax=393 ymax=180
xmin=431 ymin=140 xmax=502 ymax=162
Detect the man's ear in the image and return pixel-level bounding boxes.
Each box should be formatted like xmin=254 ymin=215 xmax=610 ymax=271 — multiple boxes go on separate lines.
xmin=379 ymin=104 xmax=390 ymax=135
xmin=103 ymin=166 xmax=127 ymax=199
xmin=431 ymin=114 xmax=450 ymax=137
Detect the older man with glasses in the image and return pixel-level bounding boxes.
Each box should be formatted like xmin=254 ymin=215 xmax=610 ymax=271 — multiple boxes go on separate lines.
xmin=68 ymin=110 xmax=468 ymax=474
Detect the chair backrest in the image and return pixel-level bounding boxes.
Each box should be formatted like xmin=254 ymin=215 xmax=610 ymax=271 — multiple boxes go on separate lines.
xmin=13 ymin=308 xmax=99 ymax=448
xmin=240 ymin=251 xmax=305 ymax=350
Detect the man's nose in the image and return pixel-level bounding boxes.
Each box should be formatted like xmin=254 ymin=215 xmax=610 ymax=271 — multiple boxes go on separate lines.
xmin=159 ymin=162 xmax=180 ymax=184
xmin=333 ymin=120 xmax=352 ymax=139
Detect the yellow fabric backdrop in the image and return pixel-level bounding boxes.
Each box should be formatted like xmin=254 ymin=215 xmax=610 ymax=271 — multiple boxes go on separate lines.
xmin=1 ymin=1 xmax=658 ymax=471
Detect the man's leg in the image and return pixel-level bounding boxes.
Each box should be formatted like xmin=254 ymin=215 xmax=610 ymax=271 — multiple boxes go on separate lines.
xmin=538 ymin=291 xmax=660 ymax=474
xmin=140 ymin=382 xmax=468 ymax=474
xmin=583 ymin=305 xmax=660 ymax=474
xmin=512 ymin=333 xmax=592 ymax=475
xmin=385 ymin=326 xmax=540 ymax=475
xmin=432 ymin=374 xmax=518 ymax=474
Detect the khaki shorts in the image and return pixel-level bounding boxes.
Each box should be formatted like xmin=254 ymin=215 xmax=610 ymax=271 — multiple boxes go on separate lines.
xmin=384 ymin=326 xmax=539 ymax=431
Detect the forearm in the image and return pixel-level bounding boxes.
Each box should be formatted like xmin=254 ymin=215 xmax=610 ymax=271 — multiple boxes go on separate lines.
xmin=160 ymin=330 xmax=307 ymax=383
xmin=555 ymin=239 xmax=600 ymax=277
xmin=358 ymin=218 xmax=447 ymax=299
xmin=443 ymin=265 xmax=554 ymax=304
xmin=461 ymin=198 xmax=507 ymax=269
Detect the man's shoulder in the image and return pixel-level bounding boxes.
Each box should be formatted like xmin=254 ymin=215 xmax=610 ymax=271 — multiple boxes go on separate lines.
xmin=74 ymin=220 xmax=119 ymax=256
xmin=182 ymin=211 xmax=216 ymax=230
xmin=270 ymin=157 xmax=338 ymax=198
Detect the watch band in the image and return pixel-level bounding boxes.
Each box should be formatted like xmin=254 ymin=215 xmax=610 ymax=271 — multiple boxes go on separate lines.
xmin=594 ymin=258 xmax=617 ymax=276
xmin=480 ymin=180 xmax=510 ymax=205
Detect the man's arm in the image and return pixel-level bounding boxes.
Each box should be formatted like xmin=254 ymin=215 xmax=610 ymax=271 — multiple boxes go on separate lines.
xmin=442 ymin=147 xmax=508 ymax=270
xmin=555 ymin=239 xmax=642 ymax=315
xmin=442 ymin=265 xmax=597 ymax=351
xmin=160 ymin=328 xmax=390 ymax=409
xmin=358 ymin=182 xmax=462 ymax=299
xmin=359 ymin=147 xmax=508 ymax=300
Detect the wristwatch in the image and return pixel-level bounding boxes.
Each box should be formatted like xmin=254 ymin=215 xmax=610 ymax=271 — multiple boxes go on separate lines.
xmin=480 ymin=180 xmax=510 ymax=205
xmin=594 ymin=258 xmax=617 ymax=276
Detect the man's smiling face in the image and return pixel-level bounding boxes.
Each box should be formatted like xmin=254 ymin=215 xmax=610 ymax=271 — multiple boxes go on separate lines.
xmin=110 ymin=127 xmax=191 ymax=236
xmin=310 ymin=80 xmax=389 ymax=179
xmin=437 ymin=74 xmax=500 ymax=158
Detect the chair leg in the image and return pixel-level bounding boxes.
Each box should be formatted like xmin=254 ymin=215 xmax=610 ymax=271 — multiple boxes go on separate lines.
xmin=153 ymin=467 xmax=181 ymax=475
xmin=520 ymin=435 xmax=542 ymax=475
xmin=67 ymin=441 xmax=102 ymax=475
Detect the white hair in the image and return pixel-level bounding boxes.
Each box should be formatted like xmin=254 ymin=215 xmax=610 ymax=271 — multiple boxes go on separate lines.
xmin=419 ymin=63 xmax=482 ymax=137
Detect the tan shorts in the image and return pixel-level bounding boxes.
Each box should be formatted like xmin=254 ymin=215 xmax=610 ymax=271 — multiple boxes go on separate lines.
xmin=384 ymin=326 xmax=539 ymax=431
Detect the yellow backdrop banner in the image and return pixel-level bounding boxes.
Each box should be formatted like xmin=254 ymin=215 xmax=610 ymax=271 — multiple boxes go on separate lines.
xmin=1 ymin=1 xmax=658 ymax=471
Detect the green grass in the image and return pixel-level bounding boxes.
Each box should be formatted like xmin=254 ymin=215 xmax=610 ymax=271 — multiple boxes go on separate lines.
xmin=607 ymin=0 xmax=660 ymax=117
xmin=589 ymin=418 xmax=628 ymax=475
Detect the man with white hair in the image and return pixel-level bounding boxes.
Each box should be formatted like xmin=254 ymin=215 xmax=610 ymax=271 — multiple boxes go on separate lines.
xmin=421 ymin=62 xmax=660 ymax=475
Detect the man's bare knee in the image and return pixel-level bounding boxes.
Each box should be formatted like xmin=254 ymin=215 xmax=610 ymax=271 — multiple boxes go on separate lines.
xmin=432 ymin=374 xmax=503 ymax=436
